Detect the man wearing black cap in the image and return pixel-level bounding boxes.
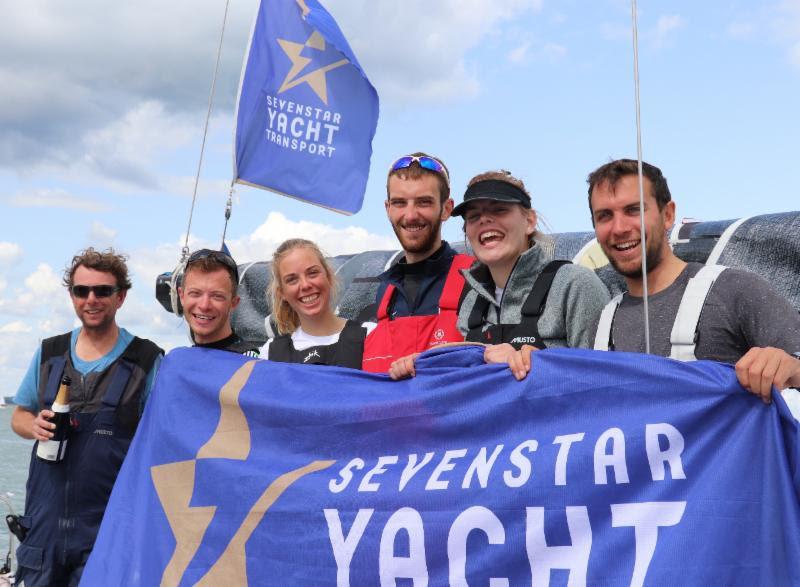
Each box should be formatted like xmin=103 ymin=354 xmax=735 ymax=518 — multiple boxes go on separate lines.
xmin=179 ymin=249 xmax=260 ymax=356
xmin=361 ymin=152 xmax=474 ymax=373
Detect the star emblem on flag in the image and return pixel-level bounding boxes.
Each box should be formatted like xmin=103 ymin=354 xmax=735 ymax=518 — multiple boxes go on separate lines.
xmin=277 ymin=30 xmax=348 ymax=105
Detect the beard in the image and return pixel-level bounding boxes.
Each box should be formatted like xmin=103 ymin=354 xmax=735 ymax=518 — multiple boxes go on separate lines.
xmin=392 ymin=215 xmax=443 ymax=258
xmin=607 ymin=234 xmax=665 ymax=279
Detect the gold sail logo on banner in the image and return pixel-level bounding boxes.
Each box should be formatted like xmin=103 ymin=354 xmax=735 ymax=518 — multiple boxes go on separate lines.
xmin=151 ymin=360 xmax=336 ymax=586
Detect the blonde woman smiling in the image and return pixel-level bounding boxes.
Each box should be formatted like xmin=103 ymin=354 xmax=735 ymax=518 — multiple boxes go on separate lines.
xmin=262 ymin=239 xmax=366 ymax=368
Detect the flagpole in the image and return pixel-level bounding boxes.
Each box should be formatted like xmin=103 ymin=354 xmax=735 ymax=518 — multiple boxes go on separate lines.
xmin=630 ymin=0 xmax=651 ymax=354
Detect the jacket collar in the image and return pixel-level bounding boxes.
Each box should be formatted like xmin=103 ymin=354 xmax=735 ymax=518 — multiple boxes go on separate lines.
xmin=462 ymin=244 xmax=550 ymax=306
xmin=382 ymin=241 xmax=456 ymax=284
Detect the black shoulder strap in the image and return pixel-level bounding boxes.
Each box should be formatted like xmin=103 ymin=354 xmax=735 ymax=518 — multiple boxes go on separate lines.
xmin=41 ymin=333 xmax=71 ymax=363
xmin=339 ymin=320 xmax=367 ymax=342
xmin=463 ymin=264 xmax=495 ymax=332
xmin=101 ymin=337 xmax=163 ymax=410
xmin=267 ymin=334 xmax=294 ymax=362
xmin=41 ymin=333 xmax=72 ymax=405
xmin=467 ymin=295 xmax=491 ymax=332
xmin=121 ymin=337 xmax=164 ymax=374
xmin=520 ymin=260 xmax=571 ymax=317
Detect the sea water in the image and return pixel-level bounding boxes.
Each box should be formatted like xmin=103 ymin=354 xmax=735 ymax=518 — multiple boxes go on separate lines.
xmin=0 ymin=406 xmax=31 ymax=568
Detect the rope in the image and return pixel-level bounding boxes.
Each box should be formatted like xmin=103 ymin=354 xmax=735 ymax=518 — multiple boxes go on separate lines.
xmin=181 ymin=0 xmax=233 ymax=261
xmin=630 ymin=0 xmax=651 ymax=354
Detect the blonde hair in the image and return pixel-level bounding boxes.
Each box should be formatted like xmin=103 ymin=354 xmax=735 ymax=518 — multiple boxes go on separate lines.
xmin=269 ymin=239 xmax=339 ymax=335
xmin=464 ymin=169 xmax=542 ymax=246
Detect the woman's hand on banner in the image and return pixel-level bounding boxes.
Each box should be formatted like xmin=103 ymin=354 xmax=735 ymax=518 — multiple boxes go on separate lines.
xmin=484 ymin=343 xmax=538 ymax=380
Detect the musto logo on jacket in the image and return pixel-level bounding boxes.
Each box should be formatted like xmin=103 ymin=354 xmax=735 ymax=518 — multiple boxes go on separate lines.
xmin=82 ymin=346 xmax=800 ymax=586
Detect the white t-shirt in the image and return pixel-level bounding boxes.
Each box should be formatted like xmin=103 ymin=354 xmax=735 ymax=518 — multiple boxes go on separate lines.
xmin=261 ymin=327 xmax=341 ymax=358
xmin=494 ymin=286 xmax=504 ymax=306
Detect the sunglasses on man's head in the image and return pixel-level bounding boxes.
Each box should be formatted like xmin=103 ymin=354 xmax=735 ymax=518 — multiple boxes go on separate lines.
xmin=70 ymin=285 xmax=120 ymax=298
xmin=186 ymin=248 xmax=239 ymax=281
xmin=389 ymin=155 xmax=450 ymax=186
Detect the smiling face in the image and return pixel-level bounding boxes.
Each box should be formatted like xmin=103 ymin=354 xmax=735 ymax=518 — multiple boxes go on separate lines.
xmin=590 ymin=174 xmax=675 ymax=280
xmin=70 ymin=266 xmax=126 ymax=333
xmin=464 ymin=200 xmax=536 ymax=286
xmin=276 ymin=247 xmax=335 ymax=327
xmin=179 ymin=267 xmax=239 ymax=344
xmin=386 ymin=174 xmax=453 ymax=264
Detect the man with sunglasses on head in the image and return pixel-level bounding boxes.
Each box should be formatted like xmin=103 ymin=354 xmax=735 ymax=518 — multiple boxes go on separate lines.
xmin=10 ymin=247 xmax=163 ymax=586
xmin=179 ymin=248 xmax=260 ymax=356
xmin=361 ymin=152 xmax=474 ymax=373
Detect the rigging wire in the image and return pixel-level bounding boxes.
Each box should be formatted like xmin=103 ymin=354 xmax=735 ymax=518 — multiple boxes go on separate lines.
xmin=630 ymin=0 xmax=651 ymax=354
xmin=181 ymin=0 xmax=233 ymax=261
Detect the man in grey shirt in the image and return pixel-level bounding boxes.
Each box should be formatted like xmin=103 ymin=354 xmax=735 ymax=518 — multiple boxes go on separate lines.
xmin=587 ymin=158 xmax=800 ymax=402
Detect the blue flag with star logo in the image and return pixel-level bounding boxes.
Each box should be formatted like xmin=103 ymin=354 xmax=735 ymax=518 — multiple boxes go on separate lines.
xmin=81 ymin=346 xmax=800 ymax=585
xmin=234 ymin=0 xmax=379 ymax=215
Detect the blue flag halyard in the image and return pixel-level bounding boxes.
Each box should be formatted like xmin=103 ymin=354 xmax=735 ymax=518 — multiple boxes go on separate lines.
xmin=234 ymin=0 xmax=379 ymax=214
xmin=82 ymin=346 xmax=800 ymax=585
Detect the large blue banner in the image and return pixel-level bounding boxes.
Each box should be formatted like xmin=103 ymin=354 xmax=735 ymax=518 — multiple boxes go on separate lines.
xmin=234 ymin=0 xmax=379 ymax=214
xmin=83 ymin=346 xmax=800 ymax=585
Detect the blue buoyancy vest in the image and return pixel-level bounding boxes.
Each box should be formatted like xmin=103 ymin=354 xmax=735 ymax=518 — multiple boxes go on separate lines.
xmin=16 ymin=333 xmax=162 ymax=586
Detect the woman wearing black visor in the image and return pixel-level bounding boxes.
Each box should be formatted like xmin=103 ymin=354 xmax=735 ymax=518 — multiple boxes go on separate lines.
xmin=453 ymin=170 xmax=609 ymax=378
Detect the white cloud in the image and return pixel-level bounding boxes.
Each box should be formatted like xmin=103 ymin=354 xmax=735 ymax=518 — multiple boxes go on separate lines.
xmin=0 ymin=0 xmax=546 ymax=176
xmin=507 ymin=39 xmax=566 ymax=65
xmin=79 ymin=101 xmax=199 ymax=189
xmin=651 ymin=15 xmax=685 ymax=48
xmin=600 ymin=21 xmax=630 ymax=42
xmin=9 ymin=188 xmax=109 ymax=212
xmin=328 ymin=0 xmax=543 ymax=104
xmin=776 ymin=0 xmax=800 ymax=67
xmin=727 ymin=21 xmax=755 ymax=40
xmin=24 ymin=263 xmax=62 ymax=297
xmin=0 ymin=264 xmax=74 ymax=390
xmin=508 ymin=42 xmax=531 ymax=64
xmin=0 ymin=242 xmax=23 ymax=266
xmin=0 ymin=321 xmax=32 ymax=334
xmin=0 ymin=1 xmax=255 ymax=175
xmin=88 ymin=222 xmax=118 ymax=247
xmin=601 ymin=13 xmax=685 ymax=48
xmin=9 ymin=263 xmax=71 ymax=318
xmin=232 ymin=211 xmax=397 ymax=261
xmin=542 ymin=42 xmax=568 ymax=60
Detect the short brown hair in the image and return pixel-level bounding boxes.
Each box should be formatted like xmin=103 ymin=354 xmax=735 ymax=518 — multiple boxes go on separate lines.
xmin=586 ymin=159 xmax=672 ymax=220
xmin=270 ymin=239 xmax=338 ymax=335
xmin=386 ymin=151 xmax=450 ymax=203
xmin=63 ymin=247 xmax=132 ymax=290
xmin=184 ymin=253 xmax=238 ymax=296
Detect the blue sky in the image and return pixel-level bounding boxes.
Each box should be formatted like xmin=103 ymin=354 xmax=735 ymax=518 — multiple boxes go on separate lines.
xmin=1 ymin=0 xmax=799 ymax=396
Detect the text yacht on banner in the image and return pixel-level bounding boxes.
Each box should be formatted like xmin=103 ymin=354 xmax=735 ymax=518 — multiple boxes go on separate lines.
xmin=83 ymin=346 xmax=800 ymax=586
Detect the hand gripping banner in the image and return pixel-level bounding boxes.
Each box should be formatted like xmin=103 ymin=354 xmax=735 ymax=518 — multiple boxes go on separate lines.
xmin=83 ymin=346 xmax=800 ymax=585
xmin=233 ymin=0 xmax=379 ymax=214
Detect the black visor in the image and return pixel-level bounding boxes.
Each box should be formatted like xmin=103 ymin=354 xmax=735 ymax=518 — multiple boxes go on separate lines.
xmin=452 ymin=179 xmax=531 ymax=217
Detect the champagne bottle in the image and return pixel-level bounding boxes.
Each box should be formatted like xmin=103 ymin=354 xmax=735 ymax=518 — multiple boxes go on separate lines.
xmin=36 ymin=374 xmax=72 ymax=462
